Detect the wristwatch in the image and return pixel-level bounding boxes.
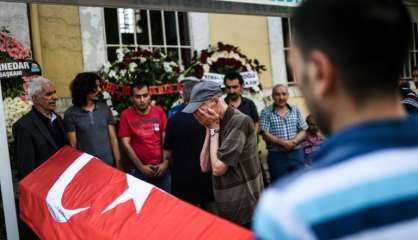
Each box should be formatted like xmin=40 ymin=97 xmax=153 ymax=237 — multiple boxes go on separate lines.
xmin=209 ymin=128 xmax=220 ymax=136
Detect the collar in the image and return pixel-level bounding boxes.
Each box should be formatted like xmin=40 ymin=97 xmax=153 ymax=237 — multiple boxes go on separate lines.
xmin=271 ymin=103 xmax=292 ymax=113
xmin=80 ymin=104 xmax=97 ymax=113
xmin=225 ymin=95 xmax=247 ymax=106
xmin=50 ymin=112 xmax=57 ymax=123
xmin=220 ymin=107 xmax=235 ymax=127
xmin=312 ymin=116 xmax=418 ymax=168
xmin=33 ymin=106 xmax=57 ymax=123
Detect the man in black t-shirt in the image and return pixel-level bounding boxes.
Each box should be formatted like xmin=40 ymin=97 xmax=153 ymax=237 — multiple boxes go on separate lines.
xmin=224 ymin=72 xmax=260 ymax=133
xmin=163 ymin=79 xmax=214 ymax=207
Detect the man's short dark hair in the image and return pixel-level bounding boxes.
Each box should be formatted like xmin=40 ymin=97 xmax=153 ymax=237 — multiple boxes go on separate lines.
xmin=70 ymin=72 xmax=100 ymax=107
xmin=293 ymin=0 xmax=411 ymax=103
xmin=131 ymin=82 xmax=149 ymax=93
xmin=224 ymin=71 xmax=244 ymax=86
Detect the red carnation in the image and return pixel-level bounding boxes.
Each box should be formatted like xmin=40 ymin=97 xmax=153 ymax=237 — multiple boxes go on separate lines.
xmin=200 ymin=51 xmax=208 ymax=64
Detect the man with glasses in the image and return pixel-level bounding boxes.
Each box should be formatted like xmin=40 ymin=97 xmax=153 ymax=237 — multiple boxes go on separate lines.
xmin=119 ymin=82 xmax=170 ymax=192
xmin=64 ymin=72 xmax=121 ymax=168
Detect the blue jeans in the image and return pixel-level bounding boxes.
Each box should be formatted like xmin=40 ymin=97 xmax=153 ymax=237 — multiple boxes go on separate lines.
xmin=267 ymin=148 xmax=304 ymax=183
xmin=130 ymin=168 xmax=171 ymax=193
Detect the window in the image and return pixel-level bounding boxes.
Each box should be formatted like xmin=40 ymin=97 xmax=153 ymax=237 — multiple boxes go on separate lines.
xmin=402 ymin=22 xmax=418 ymax=78
xmin=104 ymin=8 xmax=192 ymax=65
xmin=282 ymin=17 xmax=295 ymax=84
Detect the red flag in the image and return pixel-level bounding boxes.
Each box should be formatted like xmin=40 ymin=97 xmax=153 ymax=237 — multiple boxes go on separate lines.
xmin=19 ymin=146 xmax=253 ymax=240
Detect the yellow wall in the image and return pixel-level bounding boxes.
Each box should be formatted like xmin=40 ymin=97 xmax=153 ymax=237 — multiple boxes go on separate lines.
xmin=30 ymin=4 xmax=84 ymax=97
xmin=263 ymin=95 xmax=309 ymax=118
xmin=208 ymin=13 xmax=274 ymax=89
xmin=288 ymin=96 xmax=308 ymax=117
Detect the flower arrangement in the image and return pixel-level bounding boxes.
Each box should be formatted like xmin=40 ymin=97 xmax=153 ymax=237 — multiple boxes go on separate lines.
xmin=187 ymin=42 xmax=267 ymax=79
xmin=99 ymin=48 xmax=184 ymax=116
xmin=0 ymin=29 xmax=32 ymax=99
xmin=1 ymin=28 xmax=34 ymax=143
xmin=4 ymin=97 xmax=32 ymax=142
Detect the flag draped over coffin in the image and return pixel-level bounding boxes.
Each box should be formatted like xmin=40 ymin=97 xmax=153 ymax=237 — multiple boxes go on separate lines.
xmin=19 ymin=146 xmax=253 ymax=240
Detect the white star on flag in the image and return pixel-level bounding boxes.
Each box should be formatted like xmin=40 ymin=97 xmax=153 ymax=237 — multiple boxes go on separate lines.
xmin=102 ymin=174 xmax=154 ymax=214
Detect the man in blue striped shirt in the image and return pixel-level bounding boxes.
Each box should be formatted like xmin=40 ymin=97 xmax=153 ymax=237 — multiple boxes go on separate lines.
xmin=253 ymin=0 xmax=418 ymax=239
xmin=260 ymin=84 xmax=308 ymax=183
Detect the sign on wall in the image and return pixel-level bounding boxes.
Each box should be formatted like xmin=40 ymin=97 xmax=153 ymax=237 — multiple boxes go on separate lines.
xmin=0 ymin=60 xmax=42 ymax=80
xmin=203 ymin=71 xmax=260 ymax=88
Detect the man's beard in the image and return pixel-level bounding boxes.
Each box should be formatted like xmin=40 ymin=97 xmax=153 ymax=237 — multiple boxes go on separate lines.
xmin=227 ymin=93 xmax=240 ymax=101
xmin=300 ymin=72 xmax=332 ymax=136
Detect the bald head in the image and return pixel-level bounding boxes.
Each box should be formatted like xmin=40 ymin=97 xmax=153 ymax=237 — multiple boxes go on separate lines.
xmin=272 ymin=84 xmax=289 ymax=108
xmin=272 ymin=84 xmax=288 ymax=96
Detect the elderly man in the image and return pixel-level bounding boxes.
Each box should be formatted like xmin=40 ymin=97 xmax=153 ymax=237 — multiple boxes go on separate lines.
xmin=253 ymin=0 xmax=418 ymax=239
xmin=13 ymin=76 xmax=68 ymax=239
xmin=183 ymin=80 xmax=263 ymax=228
xmin=260 ymin=84 xmax=308 ymax=183
xmin=13 ymin=76 xmax=68 ymax=180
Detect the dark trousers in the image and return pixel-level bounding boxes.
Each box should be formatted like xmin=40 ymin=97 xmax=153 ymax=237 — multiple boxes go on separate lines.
xmin=267 ymin=149 xmax=304 ymax=183
xmin=16 ymin=200 xmax=40 ymax=240
xmin=130 ymin=169 xmax=172 ymax=193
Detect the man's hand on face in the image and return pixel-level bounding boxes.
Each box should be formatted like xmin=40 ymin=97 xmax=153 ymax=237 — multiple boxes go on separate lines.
xmin=195 ymin=108 xmax=220 ymax=129
xmin=193 ymin=111 xmax=207 ymax=126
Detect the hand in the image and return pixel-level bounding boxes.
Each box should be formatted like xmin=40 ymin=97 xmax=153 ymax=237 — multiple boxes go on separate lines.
xmin=115 ymin=159 xmax=122 ymax=170
xmin=281 ymin=140 xmax=295 ymax=152
xmin=139 ymin=164 xmax=157 ymax=178
xmin=194 ymin=108 xmax=220 ymax=129
xmin=154 ymin=162 xmax=169 ymax=178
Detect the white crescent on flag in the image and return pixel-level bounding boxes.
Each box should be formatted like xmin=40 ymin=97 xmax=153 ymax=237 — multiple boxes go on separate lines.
xmin=46 ymin=153 xmax=92 ymax=222
xmin=19 ymin=146 xmax=254 ymax=239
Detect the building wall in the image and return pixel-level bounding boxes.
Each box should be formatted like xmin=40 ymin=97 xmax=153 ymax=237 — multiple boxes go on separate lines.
xmin=208 ymin=13 xmax=274 ymax=89
xmin=0 ymin=2 xmax=31 ymax=51
xmin=30 ymin=4 xmax=84 ymax=98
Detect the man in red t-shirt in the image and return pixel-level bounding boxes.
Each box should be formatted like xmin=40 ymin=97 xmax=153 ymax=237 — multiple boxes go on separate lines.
xmin=119 ymin=82 xmax=170 ymax=192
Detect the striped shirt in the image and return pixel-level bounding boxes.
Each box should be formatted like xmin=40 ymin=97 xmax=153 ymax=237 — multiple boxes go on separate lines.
xmin=253 ymin=117 xmax=418 ymax=239
xmin=260 ymin=104 xmax=308 ymax=151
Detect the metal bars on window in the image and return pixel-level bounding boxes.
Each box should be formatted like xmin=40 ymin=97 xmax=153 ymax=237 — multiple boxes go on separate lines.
xmin=106 ymin=8 xmax=192 ymax=65
xmin=403 ymin=23 xmax=418 ymax=78
xmin=282 ymin=17 xmax=295 ymax=84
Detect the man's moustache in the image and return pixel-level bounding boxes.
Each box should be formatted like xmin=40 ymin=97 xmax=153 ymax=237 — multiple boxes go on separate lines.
xmin=228 ymin=93 xmax=240 ymax=98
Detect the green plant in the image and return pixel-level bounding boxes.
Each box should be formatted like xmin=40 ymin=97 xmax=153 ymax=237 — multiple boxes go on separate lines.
xmin=98 ymin=48 xmax=183 ymax=116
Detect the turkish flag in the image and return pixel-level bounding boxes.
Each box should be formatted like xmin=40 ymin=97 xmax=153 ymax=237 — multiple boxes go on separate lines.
xmin=19 ymin=146 xmax=253 ymax=239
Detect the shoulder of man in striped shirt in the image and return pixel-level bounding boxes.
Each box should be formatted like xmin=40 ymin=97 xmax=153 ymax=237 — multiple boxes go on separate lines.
xmin=253 ymin=117 xmax=418 ymax=240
